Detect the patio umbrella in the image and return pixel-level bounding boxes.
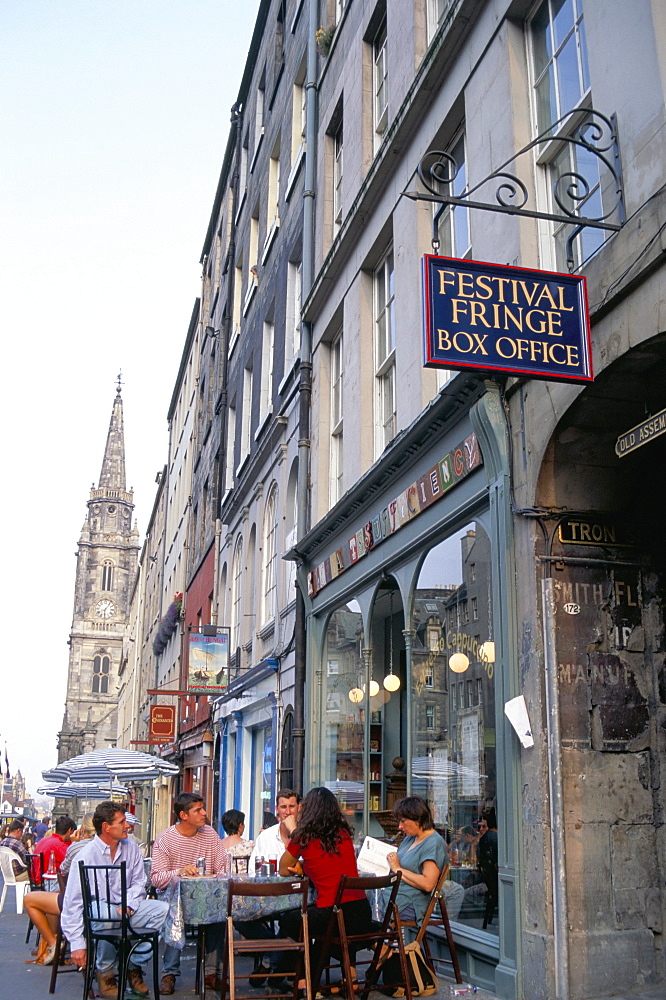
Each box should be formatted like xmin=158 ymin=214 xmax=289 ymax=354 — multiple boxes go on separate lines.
xmin=36 ymin=779 xmax=130 ymax=799
xmin=42 ymin=748 xmax=179 ymax=784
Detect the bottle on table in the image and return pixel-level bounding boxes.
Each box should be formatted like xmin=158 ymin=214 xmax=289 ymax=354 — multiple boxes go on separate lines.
xmin=254 ymin=856 xmax=264 ymax=875
xmin=47 ymin=850 xmax=57 ymax=875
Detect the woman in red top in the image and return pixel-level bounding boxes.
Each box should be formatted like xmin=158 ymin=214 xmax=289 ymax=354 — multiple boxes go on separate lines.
xmin=278 ymin=786 xmax=370 ymax=992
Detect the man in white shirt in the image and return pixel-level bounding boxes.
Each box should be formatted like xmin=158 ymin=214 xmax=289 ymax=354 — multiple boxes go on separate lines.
xmin=61 ymin=801 xmax=168 ymax=999
xmin=248 ymin=788 xmax=300 ymax=869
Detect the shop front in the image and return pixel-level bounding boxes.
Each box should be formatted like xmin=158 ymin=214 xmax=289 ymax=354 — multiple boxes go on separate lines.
xmin=296 ymin=378 xmax=522 ymax=997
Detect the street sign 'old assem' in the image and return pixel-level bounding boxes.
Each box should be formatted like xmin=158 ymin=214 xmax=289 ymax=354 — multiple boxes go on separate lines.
xmin=615 ymin=407 xmax=666 ymax=457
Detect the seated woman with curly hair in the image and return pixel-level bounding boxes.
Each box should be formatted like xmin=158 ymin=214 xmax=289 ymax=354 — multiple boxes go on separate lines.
xmin=278 ymin=786 xmax=370 ymax=993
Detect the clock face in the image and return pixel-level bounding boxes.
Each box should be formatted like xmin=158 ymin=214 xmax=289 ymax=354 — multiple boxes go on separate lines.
xmin=95 ymin=599 xmax=116 ymax=619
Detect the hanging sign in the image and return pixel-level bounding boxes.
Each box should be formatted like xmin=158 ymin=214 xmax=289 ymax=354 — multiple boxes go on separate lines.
xmin=422 ymin=255 xmax=593 ymax=383
xmin=148 ymin=705 xmax=176 ymax=743
xmin=188 ymin=631 xmax=230 ymax=694
xmin=615 ymin=407 xmax=666 ymax=457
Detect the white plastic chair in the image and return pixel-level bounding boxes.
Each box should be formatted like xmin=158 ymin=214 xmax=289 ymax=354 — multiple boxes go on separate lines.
xmin=0 ymin=845 xmax=30 ymax=913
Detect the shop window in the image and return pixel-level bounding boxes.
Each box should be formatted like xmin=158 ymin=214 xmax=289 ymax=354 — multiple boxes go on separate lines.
xmin=372 ymin=16 xmax=388 ymax=152
xmin=330 ymin=329 xmax=344 ymax=505
xmin=280 ymin=710 xmax=294 ymax=790
xmin=374 ymin=247 xmax=396 ymax=456
xmin=262 ymin=485 xmax=278 ymax=625
xmin=252 ymin=725 xmax=273 ymax=834
xmin=529 ymin=0 xmax=602 ymax=269
xmin=413 ymin=520 xmax=497 ymax=935
xmin=285 ymin=259 xmax=302 ymax=374
xmin=333 ymin=115 xmax=343 ymax=234
xmin=92 ymin=653 xmax=110 ymax=694
xmin=434 ymin=130 xmax=470 ymax=261
xmin=259 ymin=320 xmax=274 ymax=424
xmin=320 ymin=601 xmax=366 ymax=817
xmin=531 ymin=0 xmax=589 ymax=133
xmin=230 ymin=537 xmax=243 ymax=657
xmin=426 ymin=0 xmax=453 ymax=42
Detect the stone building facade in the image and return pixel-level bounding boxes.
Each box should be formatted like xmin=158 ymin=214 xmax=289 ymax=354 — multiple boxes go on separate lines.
xmin=118 ymin=1 xmax=665 ymax=997
xmin=57 ymin=387 xmax=140 ymax=761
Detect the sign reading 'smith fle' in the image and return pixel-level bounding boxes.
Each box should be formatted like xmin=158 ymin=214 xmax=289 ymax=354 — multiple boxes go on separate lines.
xmin=422 ymin=255 xmax=593 ymax=383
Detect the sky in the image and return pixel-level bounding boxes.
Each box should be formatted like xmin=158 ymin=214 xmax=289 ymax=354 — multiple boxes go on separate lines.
xmin=0 ymin=0 xmax=259 ymax=800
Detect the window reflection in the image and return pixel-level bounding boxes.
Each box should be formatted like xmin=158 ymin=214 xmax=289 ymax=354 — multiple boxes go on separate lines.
xmin=412 ymin=522 xmax=498 ymax=934
xmin=322 ymin=602 xmax=366 ymax=817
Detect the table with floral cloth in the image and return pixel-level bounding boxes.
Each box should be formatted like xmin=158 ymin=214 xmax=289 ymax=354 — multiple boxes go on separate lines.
xmin=158 ymin=875 xmax=307 ymax=949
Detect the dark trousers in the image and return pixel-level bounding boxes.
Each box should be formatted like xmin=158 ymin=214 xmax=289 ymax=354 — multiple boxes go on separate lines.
xmin=278 ymin=897 xmax=372 ymax=984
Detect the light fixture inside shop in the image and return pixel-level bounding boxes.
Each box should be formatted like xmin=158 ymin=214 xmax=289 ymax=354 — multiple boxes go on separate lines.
xmin=449 ymin=652 xmax=470 ymax=674
xmin=348 ymin=687 xmax=364 ymax=703
xmin=479 ymin=641 xmax=495 ymax=663
xmin=363 ymin=680 xmax=380 ymax=697
xmin=382 ymin=589 xmax=401 ymax=691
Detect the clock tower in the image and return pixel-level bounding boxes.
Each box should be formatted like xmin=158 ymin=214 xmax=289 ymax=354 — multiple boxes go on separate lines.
xmin=57 ymin=381 xmax=140 ymax=762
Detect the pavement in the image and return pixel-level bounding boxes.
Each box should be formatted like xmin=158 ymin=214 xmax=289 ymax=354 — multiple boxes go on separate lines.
xmin=1 ymin=905 xmax=664 ymax=1000
xmin=0 ymin=904 xmax=489 ymax=1000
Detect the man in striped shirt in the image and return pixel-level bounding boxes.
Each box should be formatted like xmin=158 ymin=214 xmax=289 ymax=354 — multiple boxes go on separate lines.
xmin=151 ymin=792 xmax=230 ymax=994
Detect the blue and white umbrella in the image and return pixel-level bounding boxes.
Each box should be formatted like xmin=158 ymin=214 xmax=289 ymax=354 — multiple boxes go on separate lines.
xmin=42 ymin=748 xmax=179 ymax=784
xmin=36 ymin=779 xmax=130 ymax=800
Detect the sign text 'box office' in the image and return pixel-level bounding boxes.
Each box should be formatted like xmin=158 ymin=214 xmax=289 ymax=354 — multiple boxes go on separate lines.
xmin=423 ymin=255 xmax=593 ymax=384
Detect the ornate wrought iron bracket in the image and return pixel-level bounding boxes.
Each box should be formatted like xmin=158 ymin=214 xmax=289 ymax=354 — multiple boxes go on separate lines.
xmin=404 ymin=109 xmax=625 ymax=271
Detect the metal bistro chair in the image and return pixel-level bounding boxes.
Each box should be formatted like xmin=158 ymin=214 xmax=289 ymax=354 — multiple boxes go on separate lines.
xmin=398 ymin=864 xmax=462 ymax=985
xmin=221 ymin=877 xmax=312 ymax=1000
xmin=78 ymin=860 xmax=161 ymax=1000
xmin=311 ymin=871 xmax=412 ymax=1000
xmin=0 ymin=845 xmax=30 ymax=914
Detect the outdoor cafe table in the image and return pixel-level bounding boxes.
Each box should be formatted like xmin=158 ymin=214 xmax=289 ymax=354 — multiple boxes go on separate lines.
xmin=158 ymin=874 xmax=310 ymax=950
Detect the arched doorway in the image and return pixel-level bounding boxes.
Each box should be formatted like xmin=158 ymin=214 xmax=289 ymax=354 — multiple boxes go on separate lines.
xmin=535 ymin=332 xmax=666 ymax=988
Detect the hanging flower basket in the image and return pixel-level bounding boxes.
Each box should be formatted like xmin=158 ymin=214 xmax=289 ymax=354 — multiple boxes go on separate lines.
xmin=316 ymin=25 xmax=335 ymax=56
xmin=152 ymin=593 xmax=183 ymax=656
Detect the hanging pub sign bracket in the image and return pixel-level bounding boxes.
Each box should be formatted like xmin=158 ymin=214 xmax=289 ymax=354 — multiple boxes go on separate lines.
xmin=404 ymin=109 xmax=625 ymax=272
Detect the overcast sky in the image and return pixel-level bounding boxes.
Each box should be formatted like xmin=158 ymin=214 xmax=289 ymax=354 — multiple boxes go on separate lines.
xmin=0 ymin=0 xmax=258 ymax=800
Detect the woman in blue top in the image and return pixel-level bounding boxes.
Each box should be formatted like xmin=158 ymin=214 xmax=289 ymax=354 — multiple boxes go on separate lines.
xmin=384 ymin=796 xmax=447 ymax=922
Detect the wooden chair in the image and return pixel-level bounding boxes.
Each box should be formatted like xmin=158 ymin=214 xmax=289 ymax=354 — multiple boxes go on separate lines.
xmin=398 ymin=864 xmax=462 ymax=984
xmin=221 ymin=877 xmax=312 ymax=1000
xmin=311 ymin=871 xmax=412 ymax=1000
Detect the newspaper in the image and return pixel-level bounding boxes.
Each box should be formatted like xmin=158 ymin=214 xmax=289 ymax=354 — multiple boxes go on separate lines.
xmin=357 ymin=835 xmax=395 ymax=876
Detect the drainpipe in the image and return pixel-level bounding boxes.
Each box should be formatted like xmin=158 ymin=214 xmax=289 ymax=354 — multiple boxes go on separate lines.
xmin=217 ymin=102 xmax=244 ymax=523
xmin=541 ymin=577 xmax=570 ymax=1000
xmin=292 ymin=0 xmax=318 ymax=794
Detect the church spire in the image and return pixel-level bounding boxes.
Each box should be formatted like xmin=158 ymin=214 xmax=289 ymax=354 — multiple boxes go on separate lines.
xmin=98 ymin=374 xmax=127 ymax=490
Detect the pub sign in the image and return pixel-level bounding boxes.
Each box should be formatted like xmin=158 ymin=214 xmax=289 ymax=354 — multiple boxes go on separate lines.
xmin=148 ymin=705 xmax=176 ymax=743
xmin=422 ymin=255 xmax=593 ymax=383
xmin=188 ymin=631 xmax=229 ymax=694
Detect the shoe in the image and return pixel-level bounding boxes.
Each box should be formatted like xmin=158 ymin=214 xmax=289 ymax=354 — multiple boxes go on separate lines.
xmin=127 ymin=968 xmax=150 ymax=996
xmin=97 ymin=971 xmax=119 ymax=999
xmin=38 ymin=942 xmax=58 ymax=966
xmin=249 ymin=962 xmax=271 ymax=987
xmin=204 ymin=973 xmax=224 ymax=990
xmin=268 ymin=977 xmax=292 ymax=993
xmin=160 ymin=973 xmax=176 ymax=995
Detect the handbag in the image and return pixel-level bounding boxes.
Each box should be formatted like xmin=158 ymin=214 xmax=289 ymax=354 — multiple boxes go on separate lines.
xmin=380 ymin=940 xmax=438 ymax=997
